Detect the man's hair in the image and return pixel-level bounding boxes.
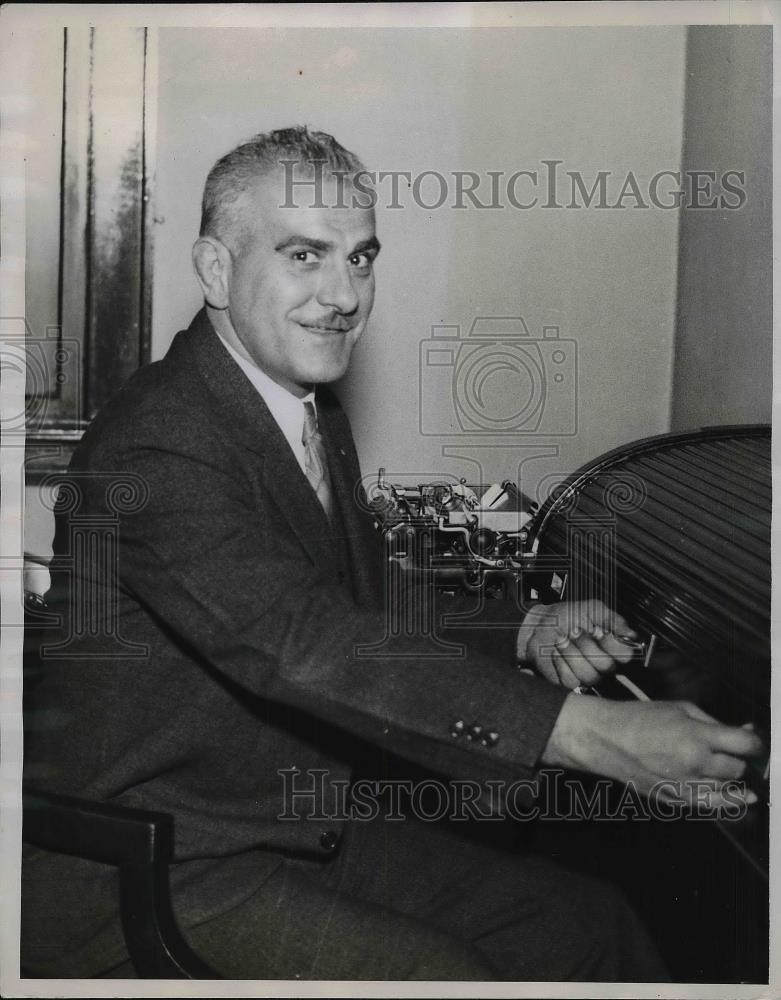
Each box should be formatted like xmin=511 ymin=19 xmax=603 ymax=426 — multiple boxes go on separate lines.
xmin=199 ymin=125 xmax=365 ymax=251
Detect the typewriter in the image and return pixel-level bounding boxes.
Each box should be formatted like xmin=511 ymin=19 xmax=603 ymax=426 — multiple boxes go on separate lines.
xmin=367 ymin=468 xmax=544 ymax=602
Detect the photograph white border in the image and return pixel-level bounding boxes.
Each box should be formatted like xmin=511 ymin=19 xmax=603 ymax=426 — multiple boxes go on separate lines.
xmin=1 ymin=3 xmax=777 ymax=998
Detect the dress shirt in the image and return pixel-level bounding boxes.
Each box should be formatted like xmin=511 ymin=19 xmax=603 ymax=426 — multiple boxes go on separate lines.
xmin=216 ymin=331 xmax=314 ymax=475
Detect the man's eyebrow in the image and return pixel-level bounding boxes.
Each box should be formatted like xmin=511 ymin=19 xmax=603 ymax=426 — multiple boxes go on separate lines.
xmin=274 ymin=235 xmax=334 ymax=253
xmin=352 ymin=236 xmax=382 ymax=256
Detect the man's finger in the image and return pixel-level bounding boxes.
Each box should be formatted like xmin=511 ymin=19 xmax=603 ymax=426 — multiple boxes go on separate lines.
xmin=594 ymin=632 xmax=636 ymax=665
xmin=554 ymin=639 xmax=601 ymax=687
xmin=528 ymin=638 xmax=560 ymax=686
xmin=603 ymin=609 xmax=636 ymax=640
xmin=703 ymin=723 xmax=765 ymax=758
xmin=551 ymin=647 xmax=583 ymax=690
xmin=709 ymin=788 xmax=758 ymax=810
xmin=569 ymin=632 xmax=616 ymax=675
xmin=706 ymin=752 xmax=748 ymax=781
xmin=678 ymin=703 xmax=764 ymax=756
xmin=680 ymin=783 xmax=757 ymax=811
xmin=594 ymin=604 xmax=637 ymax=639
xmin=678 ymin=701 xmax=719 ymax=724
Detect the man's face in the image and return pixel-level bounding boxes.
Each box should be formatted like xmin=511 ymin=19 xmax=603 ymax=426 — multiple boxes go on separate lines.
xmin=223 ymin=170 xmax=379 ymax=397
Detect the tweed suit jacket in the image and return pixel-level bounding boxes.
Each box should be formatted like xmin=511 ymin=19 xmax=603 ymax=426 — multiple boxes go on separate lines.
xmin=22 ymin=309 xmax=567 ymax=974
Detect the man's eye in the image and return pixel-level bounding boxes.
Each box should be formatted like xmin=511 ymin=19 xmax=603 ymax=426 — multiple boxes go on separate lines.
xmin=292 ymin=250 xmax=318 ymax=264
xmin=349 ymin=252 xmax=372 ymax=269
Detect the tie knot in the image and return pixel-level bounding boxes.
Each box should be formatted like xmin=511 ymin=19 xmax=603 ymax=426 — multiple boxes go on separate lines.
xmin=302 ymin=400 xmax=318 ymax=447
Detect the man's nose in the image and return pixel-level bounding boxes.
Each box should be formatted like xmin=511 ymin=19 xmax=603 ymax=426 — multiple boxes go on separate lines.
xmin=316 ymin=260 xmax=359 ymax=314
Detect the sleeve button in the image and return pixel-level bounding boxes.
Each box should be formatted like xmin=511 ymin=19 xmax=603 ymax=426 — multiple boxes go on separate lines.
xmin=465 ymin=723 xmax=483 ymax=742
xmin=481 ymin=731 xmax=499 ymax=747
xmin=449 ymin=719 xmax=465 ymax=737
xmin=319 ymin=830 xmax=339 ymax=852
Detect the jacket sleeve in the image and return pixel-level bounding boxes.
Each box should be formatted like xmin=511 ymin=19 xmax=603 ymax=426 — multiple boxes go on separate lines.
xmin=84 ymin=424 xmax=567 ymax=787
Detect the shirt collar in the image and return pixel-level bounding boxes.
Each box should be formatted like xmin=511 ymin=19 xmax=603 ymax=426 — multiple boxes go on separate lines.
xmin=215 ymin=331 xmax=314 ymax=469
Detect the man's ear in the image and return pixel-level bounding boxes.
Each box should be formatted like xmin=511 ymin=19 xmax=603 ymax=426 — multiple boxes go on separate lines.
xmin=192 ymin=236 xmax=232 ymax=309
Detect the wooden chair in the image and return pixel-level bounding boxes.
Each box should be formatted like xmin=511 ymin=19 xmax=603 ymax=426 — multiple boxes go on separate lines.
xmin=22 ymin=583 xmax=219 ymax=979
xmin=23 ymin=788 xmax=219 ymax=978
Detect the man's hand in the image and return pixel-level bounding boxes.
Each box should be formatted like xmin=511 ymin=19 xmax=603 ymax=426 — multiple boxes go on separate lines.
xmin=541 ymin=694 xmax=764 ymax=808
xmin=518 ymin=600 xmax=638 ymax=689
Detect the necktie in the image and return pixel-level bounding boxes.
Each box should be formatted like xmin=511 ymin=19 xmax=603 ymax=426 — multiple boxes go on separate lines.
xmin=302 ymin=401 xmax=334 ymax=521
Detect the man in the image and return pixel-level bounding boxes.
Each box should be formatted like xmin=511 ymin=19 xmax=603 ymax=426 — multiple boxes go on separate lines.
xmin=22 ymin=127 xmax=762 ymax=981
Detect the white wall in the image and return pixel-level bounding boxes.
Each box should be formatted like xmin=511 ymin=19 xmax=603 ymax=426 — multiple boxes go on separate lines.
xmin=671 ymin=26 xmax=772 ymax=430
xmin=22 ymin=27 xmax=64 ymax=563
xmin=150 ymin=27 xmax=687 ymax=502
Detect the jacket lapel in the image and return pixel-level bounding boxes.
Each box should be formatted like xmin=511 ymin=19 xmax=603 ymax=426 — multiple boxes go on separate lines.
xmin=173 ymin=309 xmax=336 ymax=569
xmin=318 ymin=393 xmax=384 ymax=610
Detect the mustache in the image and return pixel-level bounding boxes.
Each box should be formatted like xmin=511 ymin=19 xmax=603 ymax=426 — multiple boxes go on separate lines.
xmin=298 ymin=317 xmax=357 ymax=333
